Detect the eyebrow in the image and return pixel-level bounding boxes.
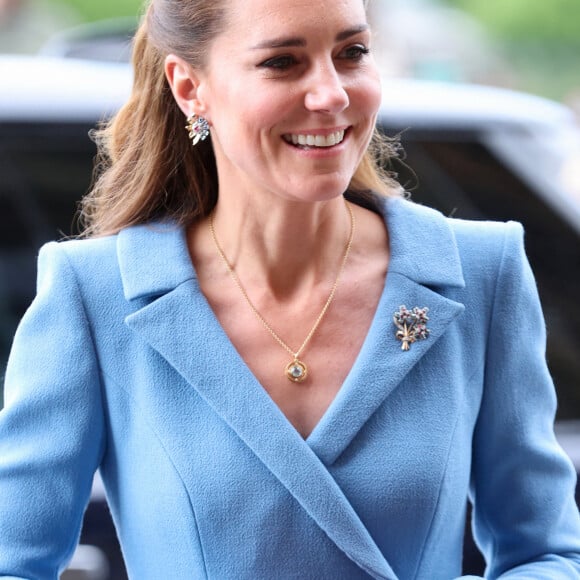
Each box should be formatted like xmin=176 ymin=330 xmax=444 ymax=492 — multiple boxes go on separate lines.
xmin=251 ymin=24 xmax=369 ymax=50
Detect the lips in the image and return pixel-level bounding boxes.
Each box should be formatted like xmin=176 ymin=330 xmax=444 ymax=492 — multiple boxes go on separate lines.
xmin=283 ymin=129 xmax=346 ymax=148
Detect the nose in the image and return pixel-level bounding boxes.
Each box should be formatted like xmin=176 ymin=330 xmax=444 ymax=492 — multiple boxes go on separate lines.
xmin=304 ymin=62 xmax=349 ymax=114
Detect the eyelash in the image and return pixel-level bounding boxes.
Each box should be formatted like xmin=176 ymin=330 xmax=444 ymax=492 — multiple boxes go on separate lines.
xmin=260 ymin=55 xmax=298 ymax=70
xmin=258 ymin=44 xmax=370 ymax=71
xmin=343 ymin=45 xmax=370 ymax=61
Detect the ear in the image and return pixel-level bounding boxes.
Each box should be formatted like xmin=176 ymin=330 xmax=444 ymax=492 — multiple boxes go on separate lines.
xmin=164 ymin=54 xmax=210 ymax=120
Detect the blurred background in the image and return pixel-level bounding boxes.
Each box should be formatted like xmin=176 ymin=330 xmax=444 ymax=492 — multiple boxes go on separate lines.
xmin=368 ymin=0 xmax=580 ymax=110
xmin=1 ymin=0 xmax=579 ymax=109
xmin=1 ymin=1 xmax=579 ymax=578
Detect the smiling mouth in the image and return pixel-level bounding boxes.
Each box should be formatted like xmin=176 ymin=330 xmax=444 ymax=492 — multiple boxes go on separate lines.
xmin=283 ymin=129 xmax=346 ymax=148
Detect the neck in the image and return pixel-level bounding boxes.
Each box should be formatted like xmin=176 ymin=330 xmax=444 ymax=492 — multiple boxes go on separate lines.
xmin=207 ymin=196 xmax=354 ymax=300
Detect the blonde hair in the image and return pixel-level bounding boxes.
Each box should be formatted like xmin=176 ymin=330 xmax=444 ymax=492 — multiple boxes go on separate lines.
xmin=79 ymin=0 xmax=400 ymax=238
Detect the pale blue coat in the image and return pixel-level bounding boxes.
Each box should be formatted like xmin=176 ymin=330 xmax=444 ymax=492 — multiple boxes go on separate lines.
xmin=1 ymin=197 xmax=579 ymax=579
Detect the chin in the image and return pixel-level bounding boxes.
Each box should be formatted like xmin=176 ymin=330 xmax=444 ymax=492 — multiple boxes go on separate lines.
xmin=282 ymin=174 xmax=353 ymax=202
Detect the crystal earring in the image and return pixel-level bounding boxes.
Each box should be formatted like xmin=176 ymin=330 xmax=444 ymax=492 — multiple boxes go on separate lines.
xmin=185 ymin=114 xmax=210 ymax=146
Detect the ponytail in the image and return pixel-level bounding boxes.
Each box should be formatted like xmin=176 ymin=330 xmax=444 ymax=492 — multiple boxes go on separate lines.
xmin=79 ymin=7 xmax=219 ymax=237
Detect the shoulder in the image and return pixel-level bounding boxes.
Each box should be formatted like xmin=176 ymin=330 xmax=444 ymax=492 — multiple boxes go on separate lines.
xmin=389 ymin=195 xmax=522 ymax=243
xmin=38 ymin=220 xmax=187 ymax=278
xmin=37 ymin=234 xmax=121 ymax=289
xmin=41 ymin=234 xmax=118 ymax=265
xmin=384 ymin=196 xmax=526 ymax=270
xmin=448 ymin=213 xmax=524 ymax=253
xmin=447 ymin=214 xmax=526 ymax=279
xmin=31 ymin=235 xmax=125 ymax=322
xmin=36 ymin=221 xmax=193 ymax=308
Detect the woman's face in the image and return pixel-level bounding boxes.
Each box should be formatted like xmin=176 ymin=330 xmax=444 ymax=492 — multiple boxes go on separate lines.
xmin=196 ymin=0 xmax=381 ymax=204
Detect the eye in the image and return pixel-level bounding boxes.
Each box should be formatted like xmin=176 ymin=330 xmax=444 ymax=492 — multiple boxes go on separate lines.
xmin=340 ymin=44 xmax=370 ymax=61
xmin=258 ymin=55 xmax=298 ymax=70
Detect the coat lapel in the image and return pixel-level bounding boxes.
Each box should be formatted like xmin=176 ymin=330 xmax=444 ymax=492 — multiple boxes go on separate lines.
xmin=308 ymin=197 xmax=466 ymax=465
xmin=119 ymin=223 xmax=398 ymax=580
xmin=306 ymin=272 xmax=465 ymax=465
xmin=117 ymin=197 xmax=465 ymax=580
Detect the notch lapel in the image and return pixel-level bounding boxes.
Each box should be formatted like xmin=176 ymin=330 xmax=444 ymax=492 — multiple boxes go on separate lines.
xmin=307 ymin=273 xmax=465 ymax=465
xmin=308 ymin=198 xmax=466 ymax=464
xmin=125 ymin=282 xmax=398 ymax=580
xmin=119 ymin=224 xmax=398 ymax=580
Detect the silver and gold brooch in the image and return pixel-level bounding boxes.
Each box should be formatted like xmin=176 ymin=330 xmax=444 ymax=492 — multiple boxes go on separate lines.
xmin=393 ymin=305 xmax=430 ymax=351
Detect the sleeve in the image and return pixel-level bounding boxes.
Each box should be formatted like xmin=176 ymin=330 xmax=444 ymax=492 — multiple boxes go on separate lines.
xmin=0 ymin=242 xmax=105 ymax=579
xmin=467 ymin=222 xmax=580 ymax=579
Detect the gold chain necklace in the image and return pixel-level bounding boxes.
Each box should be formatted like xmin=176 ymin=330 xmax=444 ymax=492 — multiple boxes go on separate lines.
xmin=209 ymin=201 xmax=355 ymax=383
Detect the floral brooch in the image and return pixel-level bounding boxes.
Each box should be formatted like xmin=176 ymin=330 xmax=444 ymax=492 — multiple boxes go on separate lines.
xmin=393 ymin=305 xmax=430 ymax=351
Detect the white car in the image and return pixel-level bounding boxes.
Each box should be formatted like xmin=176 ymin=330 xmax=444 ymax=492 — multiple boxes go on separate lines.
xmin=1 ymin=54 xmax=579 ymax=579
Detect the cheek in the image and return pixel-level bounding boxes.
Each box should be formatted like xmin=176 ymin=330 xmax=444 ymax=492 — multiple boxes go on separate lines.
xmin=217 ymin=91 xmax=286 ymax=140
xmin=357 ymin=73 xmax=382 ymax=117
xmin=347 ymin=59 xmax=382 ymax=113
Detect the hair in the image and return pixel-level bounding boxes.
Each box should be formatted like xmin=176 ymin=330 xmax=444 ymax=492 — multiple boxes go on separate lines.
xmin=79 ymin=0 xmax=401 ymax=238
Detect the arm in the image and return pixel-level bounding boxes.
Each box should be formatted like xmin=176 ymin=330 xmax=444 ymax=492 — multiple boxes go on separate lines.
xmin=468 ymin=222 xmax=580 ymax=579
xmin=0 ymin=242 xmax=105 ymax=579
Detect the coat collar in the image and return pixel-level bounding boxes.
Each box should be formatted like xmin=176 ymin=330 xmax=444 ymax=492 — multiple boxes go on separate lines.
xmin=117 ymin=221 xmax=195 ymax=301
xmin=384 ymin=196 xmax=465 ymax=288
xmin=118 ymin=197 xmax=465 ymax=302
xmin=118 ymin=197 xmax=465 ymax=580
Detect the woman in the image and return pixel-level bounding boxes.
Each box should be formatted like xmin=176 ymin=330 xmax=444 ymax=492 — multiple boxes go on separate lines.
xmin=1 ymin=0 xmax=579 ymax=578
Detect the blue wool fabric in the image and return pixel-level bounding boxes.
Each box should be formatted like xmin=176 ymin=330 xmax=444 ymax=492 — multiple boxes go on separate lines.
xmin=1 ymin=197 xmax=579 ymax=579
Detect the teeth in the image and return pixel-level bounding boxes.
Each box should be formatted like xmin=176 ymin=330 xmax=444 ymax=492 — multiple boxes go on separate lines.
xmin=285 ymin=130 xmax=345 ymax=148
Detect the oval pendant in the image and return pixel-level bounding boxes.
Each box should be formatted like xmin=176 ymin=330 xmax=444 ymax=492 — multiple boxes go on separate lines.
xmin=285 ymin=359 xmax=308 ymax=383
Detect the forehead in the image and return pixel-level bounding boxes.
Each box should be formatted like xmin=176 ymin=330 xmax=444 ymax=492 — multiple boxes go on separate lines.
xmin=224 ymin=0 xmax=368 ymax=36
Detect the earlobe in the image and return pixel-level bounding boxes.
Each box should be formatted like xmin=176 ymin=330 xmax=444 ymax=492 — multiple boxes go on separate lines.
xmin=164 ymin=54 xmax=208 ymax=119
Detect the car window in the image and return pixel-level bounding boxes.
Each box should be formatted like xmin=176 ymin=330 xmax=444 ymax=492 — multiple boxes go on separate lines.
xmin=0 ymin=121 xmax=96 ymax=404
